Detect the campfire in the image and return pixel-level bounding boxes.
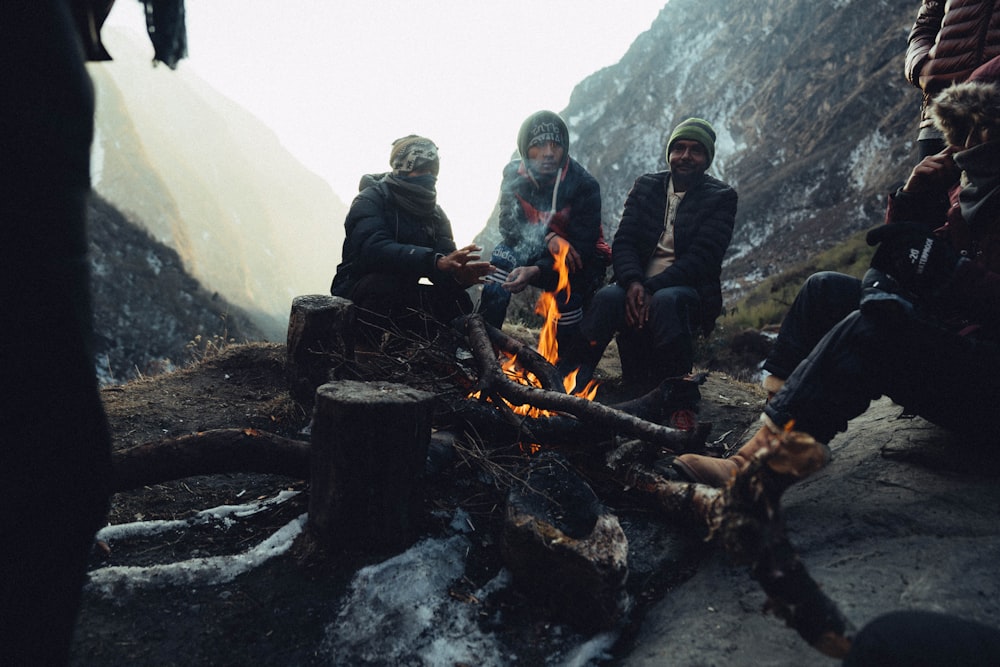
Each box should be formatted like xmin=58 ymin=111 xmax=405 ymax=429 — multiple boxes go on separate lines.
xmin=473 ymin=241 xmax=598 ymax=424
xmin=100 ymin=275 xmax=856 ymax=658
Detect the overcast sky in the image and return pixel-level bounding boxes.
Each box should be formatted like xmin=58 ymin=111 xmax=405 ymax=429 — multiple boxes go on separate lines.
xmin=105 ymin=0 xmax=665 ymax=244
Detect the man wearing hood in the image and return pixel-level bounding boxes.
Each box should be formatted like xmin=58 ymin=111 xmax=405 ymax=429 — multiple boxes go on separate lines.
xmin=331 ymin=135 xmax=493 ymax=343
xmin=672 ymin=58 xmax=1000 ymax=488
xmin=478 ymin=110 xmax=610 ymax=367
xmin=570 ymin=118 xmax=737 ymax=411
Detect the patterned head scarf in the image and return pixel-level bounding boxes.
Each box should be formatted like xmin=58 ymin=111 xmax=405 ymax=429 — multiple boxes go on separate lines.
xmin=389 ymin=135 xmax=440 ymax=175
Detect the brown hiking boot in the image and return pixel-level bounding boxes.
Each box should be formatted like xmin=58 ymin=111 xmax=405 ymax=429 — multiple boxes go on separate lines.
xmin=672 ymin=418 xmax=781 ymax=487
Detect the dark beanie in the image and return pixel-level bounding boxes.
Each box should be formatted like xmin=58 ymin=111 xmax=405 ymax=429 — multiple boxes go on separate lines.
xmin=667 ymin=117 xmax=717 ymax=167
xmin=389 ymin=135 xmax=440 ymax=175
xmin=517 ymin=110 xmax=570 ymax=159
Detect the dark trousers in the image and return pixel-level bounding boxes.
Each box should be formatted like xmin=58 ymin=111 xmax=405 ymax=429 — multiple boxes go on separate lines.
xmin=348 ymin=273 xmax=473 ymax=344
xmin=844 ymin=611 xmax=1000 ymax=667
xmin=1 ymin=1 xmax=113 ymax=664
xmin=477 ymin=242 xmax=604 ymax=330
xmin=579 ymin=283 xmax=700 ymax=385
xmin=763 ymin=272 xmax=1000 ymax=443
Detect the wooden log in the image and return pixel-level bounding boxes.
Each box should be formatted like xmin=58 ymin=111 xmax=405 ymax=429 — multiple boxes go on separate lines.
xmin=501 ymin=451 xmax=629 ymax=632
xmin=457 ymin=313 xmax=706 ymax=452
xmin=613 ymin=429 xmax=851 ymax=658
xmin=308 ymin=380 xmax=435 ymax=554
xmin=110 ymin=428 xmax=310 ymax=493
xmin=286 ymin=294 xmax=356 ymax=407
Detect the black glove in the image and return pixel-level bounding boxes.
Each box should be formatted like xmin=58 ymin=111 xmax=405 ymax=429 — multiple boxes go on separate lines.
xmin=865 ymin=223 xmax=960 ymax=297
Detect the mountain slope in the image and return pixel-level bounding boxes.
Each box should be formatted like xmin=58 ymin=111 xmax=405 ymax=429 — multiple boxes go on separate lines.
xmin=86 ymin=193 xmax=266 ymax=384
xmin=89 ymin=29 xmax=348 ymax=339
xmin=481 ymin=0 xmax=922 ymax=302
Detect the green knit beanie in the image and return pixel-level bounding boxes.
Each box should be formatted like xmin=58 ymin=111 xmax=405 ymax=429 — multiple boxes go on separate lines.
xmin=666 ymin=117 xmax=716 ymax=167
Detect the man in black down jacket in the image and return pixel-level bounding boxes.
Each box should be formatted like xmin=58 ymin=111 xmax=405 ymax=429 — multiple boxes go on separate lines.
xmin=478 ymin=110 xmax=610 ymax=366
xmin=331 ymin=136 xmax=493 ymax=343
xmin=573 ymin=118 xmax=737 ymax=404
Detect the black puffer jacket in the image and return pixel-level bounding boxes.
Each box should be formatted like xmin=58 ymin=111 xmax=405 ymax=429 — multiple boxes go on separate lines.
xmin=497 ymin=157 xmax=609 ymax=280
xmin=331 ymin=175 xmax=457 ymax=297
xmin=611 ymin=171 xmax=737 ymax=334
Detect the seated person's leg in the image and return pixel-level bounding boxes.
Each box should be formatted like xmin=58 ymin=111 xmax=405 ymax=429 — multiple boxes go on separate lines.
xmin=762 ymin=272 xmax=862 ymax=384
xmin=348 ymin=273 xmax=419 ymax=344
xmin=616 ymin=327 xmax=654 ymax=388
xmin=646 ymin=286 xmax=701 ymax=380
xmin=478 ymin=243 xmax=518 ymax=328
xmin=420 ymin=281 xmax=475 ymax=327
xmin=767 ymin=308 xmax=1000 ymax=444
xmin=572 ymin=283 xmax=630 ymax=385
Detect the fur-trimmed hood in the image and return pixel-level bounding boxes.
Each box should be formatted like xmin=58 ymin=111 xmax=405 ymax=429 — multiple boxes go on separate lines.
xmin=931 ymin=80 xmax=1000 ymax=148
xmin=931 ymin=54 xmax=1000 ymax=149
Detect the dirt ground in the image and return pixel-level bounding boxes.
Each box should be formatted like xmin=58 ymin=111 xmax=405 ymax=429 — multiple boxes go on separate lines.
xmin=70 ymin=336 xmax=765 ymax=666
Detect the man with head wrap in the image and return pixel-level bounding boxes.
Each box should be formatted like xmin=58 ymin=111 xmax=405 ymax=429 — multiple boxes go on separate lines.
xmin=478 ymin=110 xmax=610 ymax=370
xmin=331 ymin=135 xmax=493 ymax=343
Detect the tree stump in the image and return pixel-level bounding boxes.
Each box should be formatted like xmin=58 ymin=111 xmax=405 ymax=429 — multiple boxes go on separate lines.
xmin=286 ymin=294 xmax=355 ymax=407
xmin=308 ymin=380 xmax=435 ymax=555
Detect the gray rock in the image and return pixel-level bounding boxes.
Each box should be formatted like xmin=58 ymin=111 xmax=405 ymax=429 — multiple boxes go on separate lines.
xmin=624 ymin=398 xmax=1000 ymax=666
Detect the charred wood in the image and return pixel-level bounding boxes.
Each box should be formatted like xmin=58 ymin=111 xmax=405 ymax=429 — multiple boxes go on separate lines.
xmin=456 ymin=313 xmax=707 ymax=452
xmin=110 ymin=428 xmax=310 ymax=493
xmin=501 ymin=451 xmax=629 ymax=632
xmin=613 ymin=429 xmax=852 ymax=658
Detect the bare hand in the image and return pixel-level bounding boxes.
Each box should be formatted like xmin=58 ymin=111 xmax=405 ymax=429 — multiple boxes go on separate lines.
xmin=452 ymin=261 xmax=495 ymax=287
xmin=625 ymin=282 xmax=650 ymax=328
xmin=547 ymin=234 xmax=583 ymax=273
xmin=901 ymin=147 xmax=960 ymax=195
xmin=436 ymin=244 xmax=495 ymax=287
xmin=436 ymin=244 xmax=483 ymax=272
xmin=503 ymin=265 xmax=541 ymax=293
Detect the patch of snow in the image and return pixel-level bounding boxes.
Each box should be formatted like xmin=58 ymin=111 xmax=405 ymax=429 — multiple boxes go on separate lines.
xmin=145 ymin=249 xmax=163 ymax=275
xmin=847 ymin=128 xmax=891 ymax=192
xmin=86 ymin=513 xmax=306 ymax=597
xmin=322 ymin=522 xmax=620 ymax=666
xmin=321 ymin=534 xmax=513 ymax=665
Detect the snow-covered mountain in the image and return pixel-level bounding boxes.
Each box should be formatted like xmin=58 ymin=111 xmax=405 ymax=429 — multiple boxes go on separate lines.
xmin=480 ymin=0 xmax=920 ymax=299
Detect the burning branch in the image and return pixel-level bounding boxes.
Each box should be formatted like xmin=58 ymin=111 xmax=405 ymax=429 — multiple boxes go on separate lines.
xmin=456 ymin=314 xmax=705 ymax=452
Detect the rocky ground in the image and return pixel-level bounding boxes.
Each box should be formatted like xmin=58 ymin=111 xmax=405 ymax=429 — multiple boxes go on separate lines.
xmin=67 ymin=335 xmax=1000 ymax=666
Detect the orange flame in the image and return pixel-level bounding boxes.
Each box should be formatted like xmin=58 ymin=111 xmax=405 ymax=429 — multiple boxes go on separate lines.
xmin=470 ymin=235 xmax=599 ymax=434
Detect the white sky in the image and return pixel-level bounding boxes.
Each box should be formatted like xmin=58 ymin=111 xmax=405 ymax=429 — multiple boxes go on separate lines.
xmin=105 ymin=0 xmax=665 ymax=245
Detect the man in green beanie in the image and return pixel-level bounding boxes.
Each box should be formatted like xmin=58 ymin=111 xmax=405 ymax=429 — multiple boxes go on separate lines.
xmin=567 ymin=117 xmax=738 ymax=425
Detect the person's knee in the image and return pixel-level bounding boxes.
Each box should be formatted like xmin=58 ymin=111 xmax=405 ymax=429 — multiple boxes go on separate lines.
xmin=804 ymin=271 xmax=861 ymax=301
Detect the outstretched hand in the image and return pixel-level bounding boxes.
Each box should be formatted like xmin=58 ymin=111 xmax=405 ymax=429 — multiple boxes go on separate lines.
xmin=437 ymin=244 xmax=495 ymax=287
xmin=502 ymin=265 xmax=541 ymax=293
